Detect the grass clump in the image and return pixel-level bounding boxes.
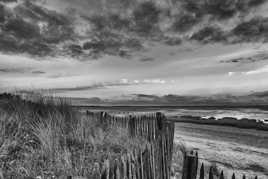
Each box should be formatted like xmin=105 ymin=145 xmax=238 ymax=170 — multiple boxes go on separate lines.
xmin=0 ymin=93 xmax=146 ymax=178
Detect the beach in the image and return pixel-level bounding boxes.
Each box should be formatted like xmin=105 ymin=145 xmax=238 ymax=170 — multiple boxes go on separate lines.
xmin=174 ymin=122 xmax=268 ymax=179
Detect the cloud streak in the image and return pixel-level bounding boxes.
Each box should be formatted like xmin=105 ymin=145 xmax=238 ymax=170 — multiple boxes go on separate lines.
xmin=220 ymin=51 xmax=268 ymax=63
xmin=0 ymin=67 xmax=28 ymax=73
xmin=244 ymin=65 xmax=268 ymax=75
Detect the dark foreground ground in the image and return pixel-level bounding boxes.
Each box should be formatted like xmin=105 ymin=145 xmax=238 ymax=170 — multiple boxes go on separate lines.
xmin=174 ymin=123 xmax=268 ymax=179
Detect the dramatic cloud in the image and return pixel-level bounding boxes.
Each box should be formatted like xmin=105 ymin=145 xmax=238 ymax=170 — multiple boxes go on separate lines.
xmin=1 ymin=0 xmax=268 ymax=98
xmin=190 ymin=26 xmax=226 ymax=43
xmin=172 ymin=13 xmax=200 ymax=32
xmin=231 ymin=17 xmax=268 ymax=42
xmin=0 ymin=0 xmax=74 ymax=56
xmin=0 ymin=0 xmax=267 ymax=58
xmin=180 ymin=0 xmax=266 ymax=19
xmin=175 ymin=0 xmax=268 ymax=44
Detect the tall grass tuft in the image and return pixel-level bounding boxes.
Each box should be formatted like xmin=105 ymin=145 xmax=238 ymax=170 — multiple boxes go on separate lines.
xmin=0 ymin=93 xmax=145 ymax=178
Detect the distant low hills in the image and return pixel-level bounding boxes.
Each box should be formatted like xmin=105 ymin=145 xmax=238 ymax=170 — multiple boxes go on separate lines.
xmin=249 ymin=91 xmax=268 ymax=97
xmin=70 ymin=92 xmax=268 ymax=108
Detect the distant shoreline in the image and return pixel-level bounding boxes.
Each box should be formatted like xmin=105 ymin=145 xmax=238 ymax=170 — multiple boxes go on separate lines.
xmin=170 ymin=115 xmax=268 ymax=131
xmin=73 ymin=105 xmax=268 ymax=110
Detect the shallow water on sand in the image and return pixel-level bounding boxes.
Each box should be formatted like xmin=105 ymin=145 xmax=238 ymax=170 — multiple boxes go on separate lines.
xmin=82 ymin=106 xmax=268 ymax=122
xmin=174 ymin=123 xmax=268 ymax=179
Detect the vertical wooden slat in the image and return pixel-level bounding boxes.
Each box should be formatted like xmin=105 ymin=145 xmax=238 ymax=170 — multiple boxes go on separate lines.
xmin=232 ymin=173 xmax=236 ymax=179
xmin=219 ymin=171 xmax=224 ymax=179
xmin=89 ymin=112 xmax=175 ymax=179
xmin=199 ymin=163 xmax=204 ymax=179
xmin=182 ymin=151 xmax=198 ymax=179
xmin=209 ymin=166 xmax=213 ymax=179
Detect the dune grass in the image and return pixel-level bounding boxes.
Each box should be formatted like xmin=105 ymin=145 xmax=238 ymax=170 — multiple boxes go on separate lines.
xmin=0 ymin=93 xmax=146 ymax=178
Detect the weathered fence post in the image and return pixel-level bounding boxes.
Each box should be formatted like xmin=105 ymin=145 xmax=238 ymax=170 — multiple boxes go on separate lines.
xmin=129 ymin=115 xmax=135 ymax=137
xmin=232 ymin=173 xmax=235 ymax=179
xmin=199 ymin=163 xmax=204 ymax=179
xmin=156 ymin=112 xmax=163 ymax=131
xmin=209 ymin=166 xmax=213 ymax=179
xmin=0 ymin=169 xmax=3 ymax=179
xmin=89 ymin=112 xmax=175 ymax=179
xmin=182 ymin=151 xmax=198 ymax=179
xmin=219 ymin=171 xmax=224 ymax=179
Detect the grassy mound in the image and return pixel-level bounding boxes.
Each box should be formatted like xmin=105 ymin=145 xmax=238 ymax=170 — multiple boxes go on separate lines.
xmin=0 ymin=93 xmax=146 ymax=178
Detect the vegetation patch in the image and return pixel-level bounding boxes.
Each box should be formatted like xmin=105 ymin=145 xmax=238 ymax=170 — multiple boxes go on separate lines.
xmin=0 ymin=93 xmax=146 ymax=178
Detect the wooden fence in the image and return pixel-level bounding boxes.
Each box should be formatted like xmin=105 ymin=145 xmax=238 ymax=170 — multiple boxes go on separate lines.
xmin=64 ymin=111 xmax=175 ymax=179
xmin=182 ymin=151 xmax=260 ymax=179
xmin=63 ymin=111 xmax=261 ymax=179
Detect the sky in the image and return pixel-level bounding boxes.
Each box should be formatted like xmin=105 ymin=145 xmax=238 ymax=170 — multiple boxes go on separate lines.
xmin=1 ymin=0 xmax=268 ymax=99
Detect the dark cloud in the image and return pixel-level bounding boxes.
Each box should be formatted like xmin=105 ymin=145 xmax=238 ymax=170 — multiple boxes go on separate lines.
xmin=140 ymin=57 xmax=155 ymax=62
xmin=163 ymin=36 xmax=182 ymax=46
xmin=132 ymin=1 xmax=160 ymax=34
xmin=180 ymin=0 xmax=266 ymax=19
xmin=15 ymin=1 xmax=74 ymax=43
xmin=170 ymin=0 xmax=268 ymax=44
xmin=231 ymin=17 xmax=268 ymax=42
xmin=0 ymin=3 xmax=5 ymax=23
xmin=172 ymin=13 xmax=200 ymax=32
xmin=0 ymin=1 xmax=74 ymax=56
xmin=0 ymin=0 xmax=146 ymax=58
xmin=248 ymin=0 xmax=266 ymax=7
xmin=0 ymin=0 xmax=267 ymax=59
xmin=190 ymin=26 xmax=226 ymax=43
xmin=15 ymin=1 xmax=70 ymax=26
xmin=189 ymin=16 xmax=268 ymax=44
xmin=0 ymin=68 xmax=27 ymax=73
xmin=182 ymin=0 xmax=235 ymax=19
xmin=31 ymin=70 xmax=46 ymax=74
xmin=67 ymin=44 xmax=84 ymax=57
xmin=79 ymin=32 xmax=143 ymax=58
xmin=3 ymin=17 xmax=41 ymax=39
xmin=0 ymin=33 xmax=54 ymax=56
xmin=0 ymin=0 xmax=17 ymax=2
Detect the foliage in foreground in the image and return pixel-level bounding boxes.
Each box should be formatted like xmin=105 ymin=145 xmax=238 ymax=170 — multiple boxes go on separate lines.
xmin=0 ymin=93 xmax=146 ymax=178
